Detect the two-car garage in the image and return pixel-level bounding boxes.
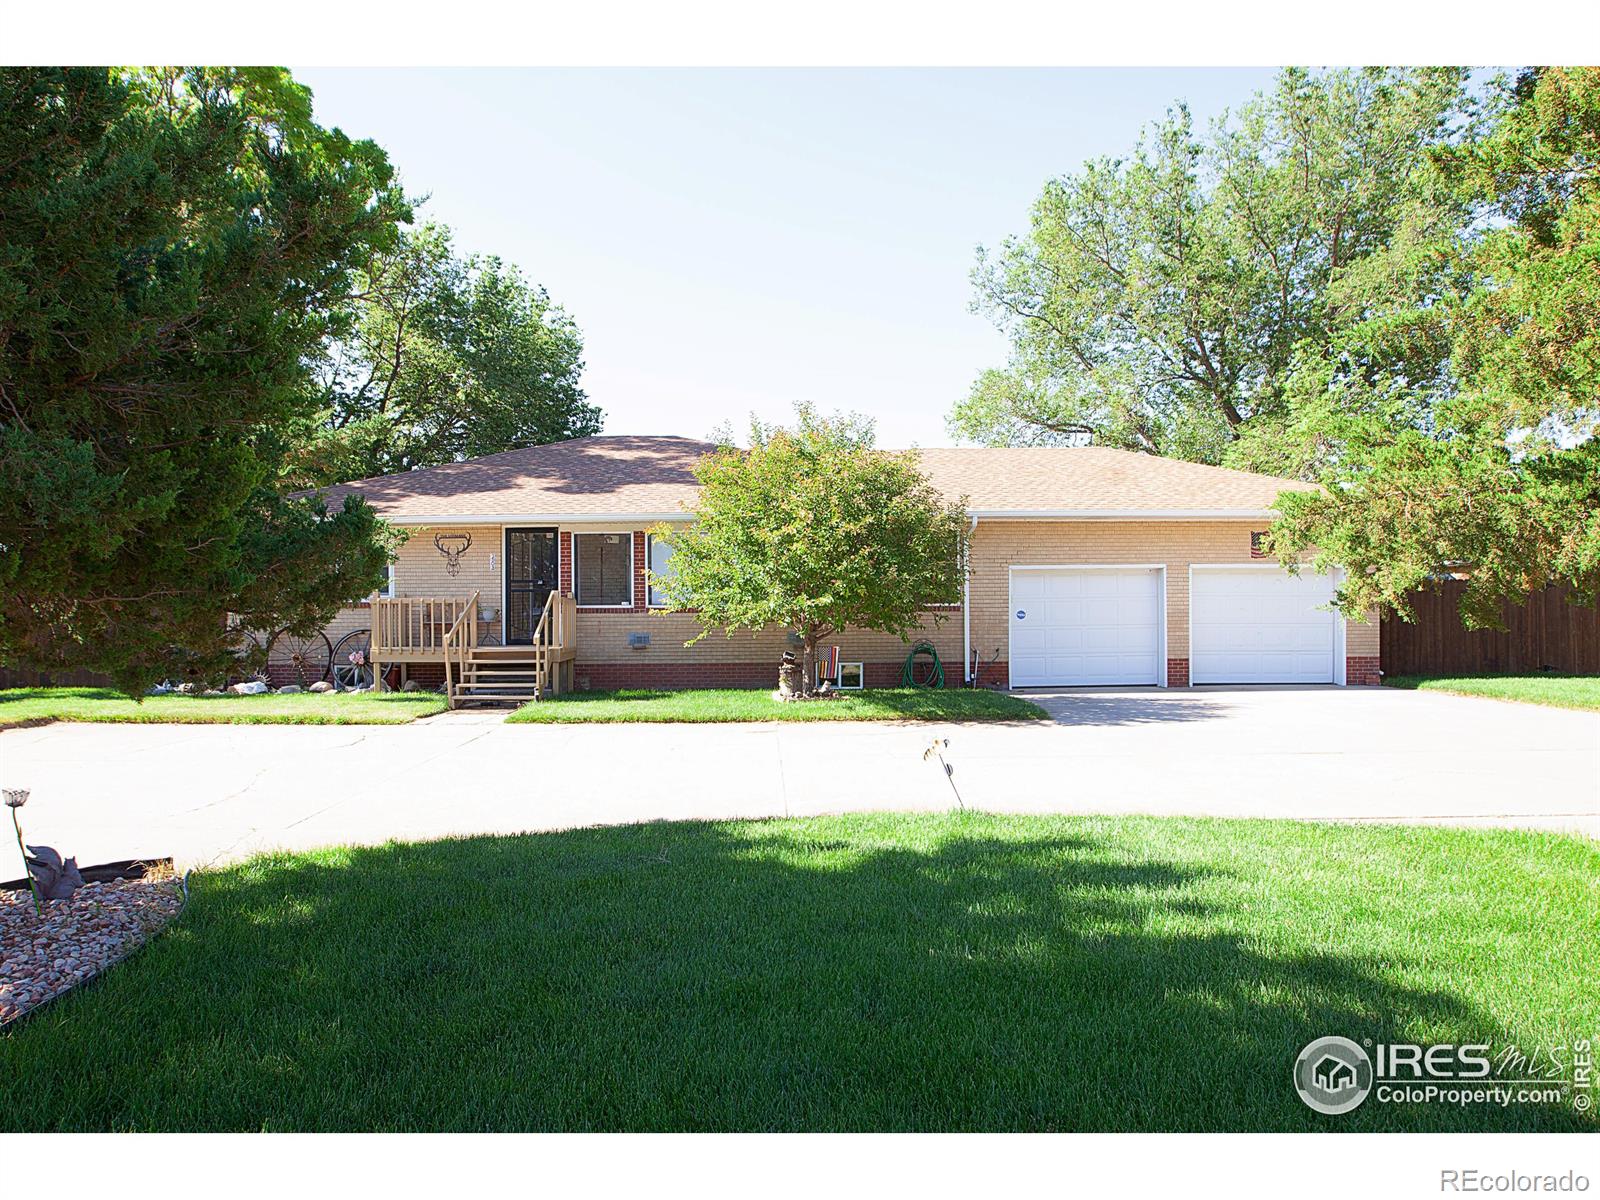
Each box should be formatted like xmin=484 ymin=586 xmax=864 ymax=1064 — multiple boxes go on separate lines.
xmin=1007 ymin=564 xmax=1343 ymax=687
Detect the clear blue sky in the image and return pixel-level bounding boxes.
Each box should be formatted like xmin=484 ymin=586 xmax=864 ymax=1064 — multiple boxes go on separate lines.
xmin=294 ymin=68 xmax=1278 ymax=448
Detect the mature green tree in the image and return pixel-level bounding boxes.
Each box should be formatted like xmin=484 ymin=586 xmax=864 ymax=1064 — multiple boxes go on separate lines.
xmin=952 ymin=68 xmax=1470 ymax=463
xmin=0 ymin=67 xmax=404 ymax=691
xmin=652 ymin=407 xmax=969 ymax=695
xmin=1265 ymin=67 xmax=1600 ymax=627
xmin=292 ymin=222 xmax=599 ymax=485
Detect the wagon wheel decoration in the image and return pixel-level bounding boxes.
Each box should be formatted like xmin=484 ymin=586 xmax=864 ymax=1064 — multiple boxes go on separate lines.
xmin=213 ymin=618 xmax=268 ymax=686
xmin=331 ymin=628 xmax=374 ymax=690
xmin=266 ymin=630 xmax=333 ymax=688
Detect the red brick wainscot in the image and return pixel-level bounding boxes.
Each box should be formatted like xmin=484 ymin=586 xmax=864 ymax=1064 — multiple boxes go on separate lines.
xmin=573 ymin=660 xmax=956 ymax=691
xmin=974 ymin=659 xmax=1009 ymax=689
xmin=1345 ymin=656 xmax=1381 ymax=686
xmin=1166 ymin=658 xmax=1190 ymax=687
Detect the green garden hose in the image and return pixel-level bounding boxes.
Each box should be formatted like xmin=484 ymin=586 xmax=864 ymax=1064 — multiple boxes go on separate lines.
xmin=900 ymin=641 xmax=945 ymax=688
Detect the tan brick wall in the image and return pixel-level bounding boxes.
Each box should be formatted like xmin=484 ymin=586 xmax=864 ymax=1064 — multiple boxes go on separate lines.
xmin=322 ymin=526 xmax=499 ymax=650
xmin=319 ymin=518 xmax=1376 ymax=686
xmin=325 ymin=523 xmax=961 ymax=683
xmin=968 ymin=519 xmax=1375 ymax=669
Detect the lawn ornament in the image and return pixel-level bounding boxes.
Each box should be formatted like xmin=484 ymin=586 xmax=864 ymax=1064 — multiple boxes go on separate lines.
xmin=25 ymin=844 xmax=86 ymax=901
xmin=922 ymin=738 xmax=965 ymax=810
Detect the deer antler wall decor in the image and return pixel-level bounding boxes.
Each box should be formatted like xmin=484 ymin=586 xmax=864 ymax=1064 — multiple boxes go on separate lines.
xmin=434 ymin=532 xmax=473 ymax=577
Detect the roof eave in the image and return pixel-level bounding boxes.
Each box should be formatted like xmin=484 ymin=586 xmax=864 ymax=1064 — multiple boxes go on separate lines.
xmin=373 ymin=507 xmax=1282 ymax=525
xmin=968 ymin=508 xmax=1281 ymax=520
xmin=379 ymin=512 xmax=690 ymax=526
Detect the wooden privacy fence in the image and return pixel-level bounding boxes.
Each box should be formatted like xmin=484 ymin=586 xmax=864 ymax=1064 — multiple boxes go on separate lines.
xmin=1381 ymin=582 xmax=1600 ymax=676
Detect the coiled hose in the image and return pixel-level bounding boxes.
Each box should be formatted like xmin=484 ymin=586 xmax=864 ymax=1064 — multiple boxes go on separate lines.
xmin=900 ymin=641 xmax=945 ymax=688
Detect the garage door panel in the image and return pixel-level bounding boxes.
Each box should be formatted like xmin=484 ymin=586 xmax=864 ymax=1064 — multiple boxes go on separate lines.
xmin=1190 ymin=568 xmax=1336 ymax=684
xmin=1013 ymin=574 xmax=1046 ymax=601
xmin=1010 ymin=568 xmax=1163 ymax=687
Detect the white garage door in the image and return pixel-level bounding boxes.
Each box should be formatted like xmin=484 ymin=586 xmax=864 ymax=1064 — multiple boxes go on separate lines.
xmin=1009 ymin=568 xmax=1163 ymax=687
xmin=1190 ymin=568 xmax=1337 ymax=684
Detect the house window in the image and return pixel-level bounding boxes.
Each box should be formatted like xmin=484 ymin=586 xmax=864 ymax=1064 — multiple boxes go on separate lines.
xmin=376 ymin=562 xmax=396 ymax=599
xmin=646 ymin=534 xmax=677 ymax=607
xmin=574 ymin=533 xmax=633 ymax=607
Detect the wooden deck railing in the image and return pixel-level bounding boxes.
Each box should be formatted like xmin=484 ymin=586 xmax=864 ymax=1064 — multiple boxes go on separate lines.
xmin=440 ymin=592 xmax=480 ymax=708
xmin=526 ymin=590 xmax=578 ymax=695
xmin=370 ymin=596 xmax=478 ymax=658
xmin=367 ymin=591 xmax=577 ymax=703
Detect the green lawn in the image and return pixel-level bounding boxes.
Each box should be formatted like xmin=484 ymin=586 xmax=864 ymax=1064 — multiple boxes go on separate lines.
xmin=506 ymin=686 xmax=1047 ymax=723
xmin=1383 ymin=673 xmax=1600 ymax=711
xmin=3 ymin=813 xmax=1594 ymax=1132
xmin=0 ymin=686 xmax=448 ymax=728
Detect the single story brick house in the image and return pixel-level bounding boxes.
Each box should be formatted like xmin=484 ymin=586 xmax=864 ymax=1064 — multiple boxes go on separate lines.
xmin=307 ymin=434 xmax=1378 ymax=701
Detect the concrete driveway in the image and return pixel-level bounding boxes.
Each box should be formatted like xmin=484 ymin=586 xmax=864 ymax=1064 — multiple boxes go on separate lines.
xmin=1 ymin=686 xmax=1595 ymax=870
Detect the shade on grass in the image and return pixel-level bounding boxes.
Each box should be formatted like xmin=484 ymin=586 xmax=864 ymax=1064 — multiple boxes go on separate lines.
xmin=506 ymin=686 xmax=1047 ymax=723
xmin=2 ymin=813 xmax=1594 ymax=1132
xmin=0 ymin=686 xmax=448 ymax=728
xmin=1383 ymin=674 xmax=1600 ymax=712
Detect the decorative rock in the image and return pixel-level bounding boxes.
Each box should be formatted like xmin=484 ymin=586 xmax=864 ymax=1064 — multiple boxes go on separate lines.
xmin=401 ymin=679 xmax=422 ymax=692
xmin=276 ymin=684 xmax=302 ymax=694
xmin=146 ymin=682 xmax=174 ymax=696
xmin=176 ymin=682 xmax=200 ymax=695
xmin=228 ymin=680 xmax=269 ymax=695
xmin=308 ymin=681 xmax=334 ymax=693
xmin=1 ymin=873 xmax=184 ymax=1026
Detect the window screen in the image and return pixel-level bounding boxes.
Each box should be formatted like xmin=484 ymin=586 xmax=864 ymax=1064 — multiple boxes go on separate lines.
xmin=647 ymin=534 xmax=676 ymax=607
xmin=575 ymin=533 xmax=632 ymax=606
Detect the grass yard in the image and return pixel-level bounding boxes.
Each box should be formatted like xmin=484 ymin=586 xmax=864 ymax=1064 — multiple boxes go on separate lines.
xmin=0 ymin=686 xmax=448 ymax=728
xmin=506 ymin=686 xmax=1047 ymax=723
xmin=1383 ymin=673 xmax=1600 ymax=711
xmin=3 ymin=813 xmax=1594 ymax=1132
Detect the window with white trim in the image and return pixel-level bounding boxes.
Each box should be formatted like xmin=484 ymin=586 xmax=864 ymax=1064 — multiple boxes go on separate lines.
xmin=376 ymin=562 xmax=396 ymax=599
xmin=646 ymin=534 xmax=677 ymax=607
xmin=574 ymin=533 xmax=633 ymax=607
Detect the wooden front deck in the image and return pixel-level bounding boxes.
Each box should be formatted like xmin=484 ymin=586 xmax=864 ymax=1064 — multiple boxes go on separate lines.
xmin=369 ymin=592 xmax=577 ymax=708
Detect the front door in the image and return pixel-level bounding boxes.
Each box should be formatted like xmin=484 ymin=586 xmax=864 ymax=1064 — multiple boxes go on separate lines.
xmin=505 ymin=528 xmax=559 ymax=644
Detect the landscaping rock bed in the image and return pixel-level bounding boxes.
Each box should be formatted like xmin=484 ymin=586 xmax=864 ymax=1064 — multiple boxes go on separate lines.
xmin=1 ymin=869 xmax=185 ymax=1027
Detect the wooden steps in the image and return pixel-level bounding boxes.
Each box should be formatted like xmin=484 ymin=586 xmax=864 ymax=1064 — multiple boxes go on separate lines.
xmin=453 ymin=651 xmax=546 ymax=708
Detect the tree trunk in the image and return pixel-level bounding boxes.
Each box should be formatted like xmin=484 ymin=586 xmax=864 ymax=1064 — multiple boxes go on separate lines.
xmin=800 ymin=633 xmax=817 ymax=698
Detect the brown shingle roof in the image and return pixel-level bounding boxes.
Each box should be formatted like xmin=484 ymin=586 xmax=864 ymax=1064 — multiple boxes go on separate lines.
xmin=913 ymin=446 xmax=1316 ymax=515
xmin=311 ymin=435 xmax=1314 ymax=522
xmin=311 ymin=435 xmax=717 ymax=520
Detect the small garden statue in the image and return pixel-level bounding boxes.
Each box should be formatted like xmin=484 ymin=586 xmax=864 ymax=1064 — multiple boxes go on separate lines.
xmin=777 ymin=651 xmax=802 ymax=700
xmin=25 ymin=844 xmax=86 ymax=901
xmin=6 ymin=788 xmax=44 ymax=914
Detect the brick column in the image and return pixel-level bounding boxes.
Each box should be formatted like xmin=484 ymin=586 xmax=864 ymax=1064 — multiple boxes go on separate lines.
xmin=633 ymin=530 xmax=648 ymax=613
xmin=1166 ymin=658 xmax=1190 ymax=687
xmin=558 ymin=531 xmax=573 ymax=596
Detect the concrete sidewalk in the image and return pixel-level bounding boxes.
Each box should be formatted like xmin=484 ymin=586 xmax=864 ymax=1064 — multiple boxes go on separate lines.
xmin=1 ymin=686 xmax=1595 ymax=870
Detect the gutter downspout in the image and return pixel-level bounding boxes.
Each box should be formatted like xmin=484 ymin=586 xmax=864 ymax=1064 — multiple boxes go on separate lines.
xmin=963 ymin=515 xmax=978 ymax=683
